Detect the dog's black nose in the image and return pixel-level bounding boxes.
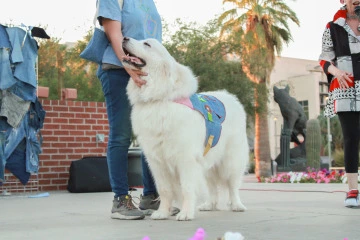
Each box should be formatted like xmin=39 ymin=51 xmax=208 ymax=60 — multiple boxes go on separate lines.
xmin=123 ymin=37 xmax=129 ymax=42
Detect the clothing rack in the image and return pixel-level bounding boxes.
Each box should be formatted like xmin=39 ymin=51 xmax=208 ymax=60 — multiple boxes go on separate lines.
xmin=0 ymin=24 xmax=49 ymax=195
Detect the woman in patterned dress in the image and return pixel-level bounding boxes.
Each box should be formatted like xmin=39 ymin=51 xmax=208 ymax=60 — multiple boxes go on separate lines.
xmin=319 ymin=0 xmax=360 ymax=208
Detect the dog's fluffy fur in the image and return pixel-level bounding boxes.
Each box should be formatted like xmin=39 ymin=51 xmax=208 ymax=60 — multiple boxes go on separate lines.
xmin=123 ymin=37 xmax=249 ymax=221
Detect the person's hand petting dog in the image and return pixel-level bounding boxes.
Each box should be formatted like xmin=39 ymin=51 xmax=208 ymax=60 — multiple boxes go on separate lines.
xmin=120 ymin=54 xmax=147 ymax=87
xmin=125 ymin=67 xmax=147 ymax=87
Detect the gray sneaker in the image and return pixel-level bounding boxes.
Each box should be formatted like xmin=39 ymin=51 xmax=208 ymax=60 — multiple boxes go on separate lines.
xmin=111 ymin=195 xmax=145 ymax=220
xmin=139 ymin=193 xmax=180 ymax=216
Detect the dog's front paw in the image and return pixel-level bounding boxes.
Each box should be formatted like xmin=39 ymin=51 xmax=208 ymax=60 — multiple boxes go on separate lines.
xmin=175 ymin=210 xmax=194 ymax=221
xmin=231 ymin=202 xmax=247 ymax=212
xmin=150 ymin=210 xmax=169 ymax=220
xmin=198 ymin=202 xmax=217 ymax=211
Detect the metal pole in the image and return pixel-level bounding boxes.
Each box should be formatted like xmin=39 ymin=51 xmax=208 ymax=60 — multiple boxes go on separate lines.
xmin=274 ymin=118 xmax=277 ymax=156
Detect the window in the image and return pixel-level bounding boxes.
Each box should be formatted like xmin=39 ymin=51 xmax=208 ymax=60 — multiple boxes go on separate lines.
xmin=319 ymin=82 xmax=329 ymax=94
xmin=298 ymin=100 xmax=309 ymax=119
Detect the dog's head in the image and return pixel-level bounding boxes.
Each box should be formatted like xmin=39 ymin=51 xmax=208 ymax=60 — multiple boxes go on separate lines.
xmin=122 ymin=37 xmax=198 ymax=105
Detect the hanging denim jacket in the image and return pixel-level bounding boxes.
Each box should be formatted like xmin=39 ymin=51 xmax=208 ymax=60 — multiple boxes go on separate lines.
xmin=2 ymin=111 xmax=41 ymax=181
xmin=25 ymin=123 xmax=41 ymax=173
xmin=0 ymin=25 xmax=11 ymax=48
xmin=6 ymin=27 xmax=38 ymax=88
xmin=0 ymin=24 xmax=17 ymax=90
xmin=9 ymin=81 xmax=37 ymax=102
xmin=29 ymin=97 xmax=46 ymax=130
xmin=0 ymin=129 xmax=5 ymax=183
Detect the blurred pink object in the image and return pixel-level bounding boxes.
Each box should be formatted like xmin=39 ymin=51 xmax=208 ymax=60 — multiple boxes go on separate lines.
xmin=142 ymin=237 xmax=151 ymax=240
xmin=189 ymin=228 xmax=206 ymax=240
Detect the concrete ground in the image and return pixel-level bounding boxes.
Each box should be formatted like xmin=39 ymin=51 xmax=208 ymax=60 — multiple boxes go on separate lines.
xmin=1 ymin=175 xmax=359 ymax=240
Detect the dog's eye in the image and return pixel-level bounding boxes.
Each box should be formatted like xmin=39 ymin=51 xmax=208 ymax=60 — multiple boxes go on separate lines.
xmin=144 ymin=42 xmax=151 ymax=47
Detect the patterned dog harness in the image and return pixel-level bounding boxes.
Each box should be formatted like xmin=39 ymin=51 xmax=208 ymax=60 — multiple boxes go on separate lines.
xmin=174 ymin=93 xmax=226 ymax=156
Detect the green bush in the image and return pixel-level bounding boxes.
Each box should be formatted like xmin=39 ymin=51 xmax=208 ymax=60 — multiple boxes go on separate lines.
xmin=332 ymin=149 xmax=344 ymax=167
xmin=248 ymin=151 xmax=255 ymax=173
xmin=305 ymin=119 xmax=321 ymax=169
xmin=332 ymin=149 xmax=360 ymax=167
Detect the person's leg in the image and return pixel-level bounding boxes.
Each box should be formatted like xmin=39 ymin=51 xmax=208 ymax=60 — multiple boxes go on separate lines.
xmin=98 ymin=68 xmax=132 ymax=197
xmin=98 ymin=67 xmax=144 ymax=219
xmin=139 ymin=152 xmax=164 ymax=215
xmin=139 ymin=152 xmax=180 ymax=216
xmin=338 ymin=112 xmax=360 ymax=207
xmin=141 ymin=153 xmax=157 ymax=196
xmin=338 ymin=112 xmax=360 ymax=187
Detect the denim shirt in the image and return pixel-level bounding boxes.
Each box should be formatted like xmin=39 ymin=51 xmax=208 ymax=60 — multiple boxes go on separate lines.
xmin=0 ymin=48 xmax=17 ymax=90
xmin=0 ymin=25 xmax=11 ymax=48
xmin=97 ymin=0 xmax=162 ymax=66
xmin=0 ymin=24 xmax=17 ymax=90
xmin=6 ymin=27 xmax=38 ymax=88
xmin=2 ymin=111 xmax=41 ymax=173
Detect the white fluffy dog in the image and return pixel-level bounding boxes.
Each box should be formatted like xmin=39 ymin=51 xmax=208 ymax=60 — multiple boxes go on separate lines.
xmin=122 ymin=37 xmax=249 ymax=221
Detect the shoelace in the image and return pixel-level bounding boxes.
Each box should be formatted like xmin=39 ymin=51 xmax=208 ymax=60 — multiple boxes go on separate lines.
xmin=119 ymin=194 xmax=140 ymax=210
xmin=153 ymin=196 xmax=160 ymax=203
xmin=129 ymin=190 xmax=141 ymax=205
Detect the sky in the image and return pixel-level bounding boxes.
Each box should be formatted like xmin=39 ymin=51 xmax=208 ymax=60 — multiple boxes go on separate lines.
xmin=0 ymin=0 xmax=341 ymax=61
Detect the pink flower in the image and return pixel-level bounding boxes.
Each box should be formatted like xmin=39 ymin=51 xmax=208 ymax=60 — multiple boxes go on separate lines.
xmin=259 ymin=169 xmax=351 ymax=184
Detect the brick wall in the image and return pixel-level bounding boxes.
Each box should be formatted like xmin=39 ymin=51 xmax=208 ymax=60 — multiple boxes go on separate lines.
xmin=0 ymin=99 xmax=109 ymax=193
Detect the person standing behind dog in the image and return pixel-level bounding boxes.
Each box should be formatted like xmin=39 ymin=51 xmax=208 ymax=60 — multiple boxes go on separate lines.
xmin=319 ymin=0 xmax=360 ymax=208
xmin=93 ymin=0 xmax=163 ymax=220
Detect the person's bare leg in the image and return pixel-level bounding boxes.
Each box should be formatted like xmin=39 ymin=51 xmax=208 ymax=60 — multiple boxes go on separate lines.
xmin=347 ymin=173 xmax=358 ymax=190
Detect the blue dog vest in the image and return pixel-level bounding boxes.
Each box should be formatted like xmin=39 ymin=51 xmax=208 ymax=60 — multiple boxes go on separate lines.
xmin=175 ymin=93 xmax=226 ymax=156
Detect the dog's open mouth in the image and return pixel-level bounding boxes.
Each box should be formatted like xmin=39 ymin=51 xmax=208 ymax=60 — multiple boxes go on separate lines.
xmin=122 ymin=47 xmax=146 ymax=68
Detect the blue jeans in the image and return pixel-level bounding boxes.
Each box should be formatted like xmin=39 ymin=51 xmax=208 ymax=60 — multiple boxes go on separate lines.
xmin=0 ymin=130 xmax=4 ymax=183
xmin=97 ymin=67 xmax=157 ymax=197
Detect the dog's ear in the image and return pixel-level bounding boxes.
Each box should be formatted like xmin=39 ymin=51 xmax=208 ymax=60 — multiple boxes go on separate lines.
xmin=172 ymin=62 xmax=198 ymax=96
xmin=162 ymin=60 xmax=173 ymax=80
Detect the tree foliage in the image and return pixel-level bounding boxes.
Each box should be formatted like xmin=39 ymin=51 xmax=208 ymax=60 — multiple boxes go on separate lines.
xmin=37 ymin=20 xmax=255 ymax=121
xmin=218 ymin=0 xmax=300 ymax=177
xmin=164 ymin=19 xmax=255 ymax=121
xmin=37 ymin=29 xmax=104 ymax=102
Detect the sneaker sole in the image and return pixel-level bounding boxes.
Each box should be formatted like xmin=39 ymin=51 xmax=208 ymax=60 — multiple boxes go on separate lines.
xmin=344 ymin=198 xmax=359 ymax=208
xmin=345 ymin=204 xmax=360 ymax=208
xmin=111 ymin=212 xmax=145 ymax=220
xmin=141 ymin=207 xmax=180 ymax=216
xmin=345 ymin=205 xmax=360 ymax=208
xmin=141 ymin=209 xmax=154 ymax=216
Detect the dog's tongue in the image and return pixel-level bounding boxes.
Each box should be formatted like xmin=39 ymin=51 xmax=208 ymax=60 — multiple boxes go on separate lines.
xmin=128 ymin=56 xmax=143 ymax=65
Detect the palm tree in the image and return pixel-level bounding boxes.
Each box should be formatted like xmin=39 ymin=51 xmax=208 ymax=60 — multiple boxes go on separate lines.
xmin=219 ymin=0 xmax=299 ymax=177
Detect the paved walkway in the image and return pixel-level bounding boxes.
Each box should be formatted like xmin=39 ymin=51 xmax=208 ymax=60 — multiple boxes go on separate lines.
xmin=1 ymin=175 xmax=359 ymax=240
